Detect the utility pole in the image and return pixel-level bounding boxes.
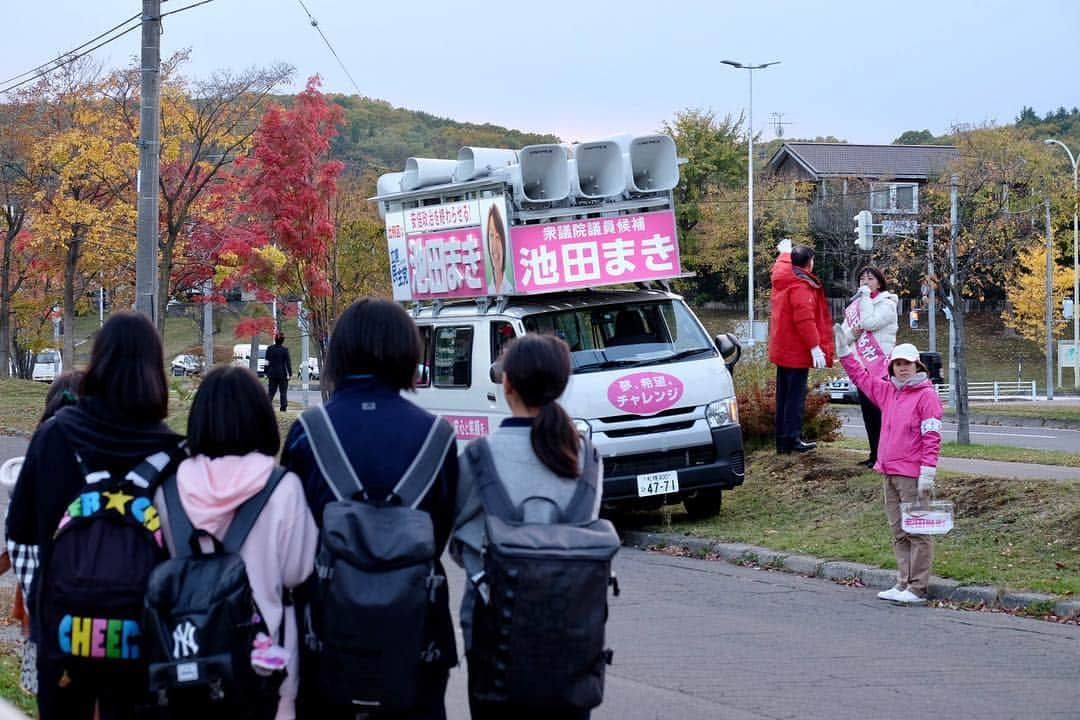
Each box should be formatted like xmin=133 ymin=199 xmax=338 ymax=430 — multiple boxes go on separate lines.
xmin=299 ymin=300 xmax=310 ymax=408
xmin=202 ymin=278 xmax=213 ymax=372
xmin=134 ymin=0 xmax=161 ymax=320
xmin=948 ymin=177 xmax=958 ymax=408
xmin=1046 ymin=197 xmax=1055 ymax=401
xmin=927 ymin=223 xmax=936 ymax=353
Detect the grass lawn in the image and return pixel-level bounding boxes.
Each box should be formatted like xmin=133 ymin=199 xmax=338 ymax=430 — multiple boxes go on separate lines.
xmin=632 ymin=447 xmax=1080 ymax=596
xmin=0 ymin=651 xmax=33 ymax=717
xmin=828 ymin=436 xmax=1080 ymax=468
xmin=961 ymin=403 xmax=1080 ymax=424
xmin=0 ymin=380 xmax=49 ymax=436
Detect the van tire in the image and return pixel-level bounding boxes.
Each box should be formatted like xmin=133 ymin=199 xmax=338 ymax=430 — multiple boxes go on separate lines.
xmin=683 ymin=488 xmax=722 ymax=519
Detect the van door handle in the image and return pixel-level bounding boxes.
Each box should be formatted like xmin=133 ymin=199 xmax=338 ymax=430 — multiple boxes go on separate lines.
xmin=486 ymin=392 xmax=497 ymax=402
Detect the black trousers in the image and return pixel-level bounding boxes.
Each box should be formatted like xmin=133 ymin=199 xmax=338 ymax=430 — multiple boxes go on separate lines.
xmin=36 ymin=660 xmax=145 ymax=720
xmin=858 ymin=388 xmax=882 ymax=462
xmin=267 ymin=377 xmax=289 ymax=410
xmin=774 ymin=365 xmax=810 ymax=447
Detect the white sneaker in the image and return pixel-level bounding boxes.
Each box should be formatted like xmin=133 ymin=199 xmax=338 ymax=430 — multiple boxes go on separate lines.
xmin=877 ymin=586 xmax=904 ymax=601
xmin=893 ymin=589 xmax=927 ymax=605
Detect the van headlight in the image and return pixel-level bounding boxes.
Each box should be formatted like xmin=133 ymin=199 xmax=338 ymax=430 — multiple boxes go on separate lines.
xmin=573 ymin=418 xmax=592 ymax=439
xmin=705 ymin=397 xmax=739 ymax=428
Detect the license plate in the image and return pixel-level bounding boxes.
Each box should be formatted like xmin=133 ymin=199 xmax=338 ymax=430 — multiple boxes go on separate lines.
xmin=637 ymin=470 xmax=679 ymax=497
xmin=831 ymin=392 xmax=844 ymax=399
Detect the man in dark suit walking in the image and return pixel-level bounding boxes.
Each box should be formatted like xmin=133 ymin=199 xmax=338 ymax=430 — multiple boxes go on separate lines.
xmin=265 ymin=333 xmax=292 ymax=411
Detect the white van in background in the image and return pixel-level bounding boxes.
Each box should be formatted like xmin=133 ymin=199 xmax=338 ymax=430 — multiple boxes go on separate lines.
xmin=231 ymin=343 xmax=269 ymax=376
xmin=31 ymin=348 xmax=62 ymax=382
xmin=410 ymin=288 xmax=743 ymax=518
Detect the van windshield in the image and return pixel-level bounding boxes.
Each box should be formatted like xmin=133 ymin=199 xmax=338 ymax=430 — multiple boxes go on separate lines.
xmin=522 ymin=299 xmax=715 ymax=374
xmin=35 ymin=351 xmax=58 ymax=364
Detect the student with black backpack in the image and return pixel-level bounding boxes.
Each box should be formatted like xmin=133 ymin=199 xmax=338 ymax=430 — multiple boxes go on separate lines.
xmin=281 ymin=299 xmax=458 ymax=720
xmin=5 ymin=312 xmax=187 ymax=720
xmin=146 ymin=365 xmax=318 ymax=719
xmin=452 ymin=334 xmax=619 ymax=720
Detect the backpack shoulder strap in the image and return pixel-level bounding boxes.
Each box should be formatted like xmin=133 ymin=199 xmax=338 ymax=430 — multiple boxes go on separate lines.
xmin=162 ymin=473 xmax=196 ymax=559
xmin=389 ymin=417 xmax=456 ymax=508
xmin=561 ymin=437 xmax=600 ymax=524
xmin=464 ymin=437 xmax=520 ymax=522
xmin=298 ymin=406 xmax=363 ymax=501
xmin=223 ymin=466 xmax=287 ymax=553
xmin=125 ymin=441 xmax=188 ymax=490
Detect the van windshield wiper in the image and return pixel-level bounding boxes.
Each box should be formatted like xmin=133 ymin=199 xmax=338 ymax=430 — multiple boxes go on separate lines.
xmin=659 ymin=347 xmax=716 ymax=363
xmin=573 ymin=358 xmax=642 ymax=373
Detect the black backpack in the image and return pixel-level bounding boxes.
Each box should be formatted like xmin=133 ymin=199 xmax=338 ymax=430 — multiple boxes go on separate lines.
xmin=143 ymin=467 xmax=287 ymax=718
xmin=298 ymin=406 xmax=455 ymax=713
xmin=36 ymin=446 xmax=181 ymax=675
xmin=463 ymin=438 xmax=620 ymax=710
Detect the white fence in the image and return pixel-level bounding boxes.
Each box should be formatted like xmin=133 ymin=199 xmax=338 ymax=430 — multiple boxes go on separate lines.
xmin=935 ymin=381 xmax=1037 ymax=402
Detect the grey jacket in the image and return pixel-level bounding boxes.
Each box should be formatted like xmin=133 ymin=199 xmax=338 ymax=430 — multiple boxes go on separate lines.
xmin=450 ymin=421 xmax=602 ymax=650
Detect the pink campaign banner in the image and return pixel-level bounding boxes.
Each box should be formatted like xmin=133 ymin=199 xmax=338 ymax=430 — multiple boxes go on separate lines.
xmin=509 ymin=210 xmax=680 ymax=293
xmin=406 ymin=227 xmax=487 ymax=300
xmin=606 ymin=371 xmax=684 ymax=415
xmin=444 ymin=415 xmax=490 ymax=440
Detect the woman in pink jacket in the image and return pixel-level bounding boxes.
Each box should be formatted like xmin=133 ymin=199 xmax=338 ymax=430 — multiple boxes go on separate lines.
xmin=154 ymin=366 xmax=319 ymax=719
xmin=834 ymin=327 xmax=942 ymax=605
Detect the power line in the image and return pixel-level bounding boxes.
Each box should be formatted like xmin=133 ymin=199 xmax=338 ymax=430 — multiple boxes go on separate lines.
xmin=293 ymin=0 xmax=364 ymax=96
xmin=0 ymin=20 xmax=140 ymax=96
xmin=161 ymin=0 xmax=217 ymax=19
xmin=0 ymin=12 xmax=140 ymax=88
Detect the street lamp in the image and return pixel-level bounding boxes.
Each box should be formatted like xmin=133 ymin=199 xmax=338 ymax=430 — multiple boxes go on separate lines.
xmin=722 ymin=59 xmax=780 ymax=346
xmin=1045 ymin=138 xmax=1079 ymax=389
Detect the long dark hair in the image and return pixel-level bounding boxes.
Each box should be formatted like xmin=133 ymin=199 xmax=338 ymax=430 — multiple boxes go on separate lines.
xmin=79 ymin=312 xmax=168 ymax=424
xmin=502 ymin=334 xmax=579 ymax=478
xmin=187 ymin=366 xmax=280 ymax=459
xmin=324 ymin=299 xmax=422 ymax=392
xmin=41 ymin=370 xmax=84 ymax=424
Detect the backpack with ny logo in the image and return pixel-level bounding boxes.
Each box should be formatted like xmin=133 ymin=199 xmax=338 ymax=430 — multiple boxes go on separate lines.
xmin=143 ymin=466 xmax=287 ymax=718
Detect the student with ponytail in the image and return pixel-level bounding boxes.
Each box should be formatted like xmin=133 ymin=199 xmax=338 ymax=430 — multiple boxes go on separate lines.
xmin=452 ymin=333 xmax=604 ymax=720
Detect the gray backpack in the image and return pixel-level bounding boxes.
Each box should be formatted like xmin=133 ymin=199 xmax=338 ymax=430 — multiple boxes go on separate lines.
xmin=464 ymin=437 xmax=620 ymax=710
xmin=297 ymin=406 xmax=455 ymax=713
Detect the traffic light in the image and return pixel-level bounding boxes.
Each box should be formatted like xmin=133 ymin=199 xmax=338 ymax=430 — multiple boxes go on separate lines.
xmin=853 ymin=210 xmax=873 ymax=250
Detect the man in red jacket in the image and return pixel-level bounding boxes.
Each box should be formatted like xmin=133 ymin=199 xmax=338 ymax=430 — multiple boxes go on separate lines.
xmin=769 ymin=240 xmax=834 ymax=454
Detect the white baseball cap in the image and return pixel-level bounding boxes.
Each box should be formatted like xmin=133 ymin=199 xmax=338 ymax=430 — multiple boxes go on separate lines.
xmin=888 ymin=343 xmax=927 ymax=375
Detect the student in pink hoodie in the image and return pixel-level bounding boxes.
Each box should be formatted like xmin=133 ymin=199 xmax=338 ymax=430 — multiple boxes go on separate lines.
xmin=154 ymin=366 xmax=318 ymax=719
xmin=834 ymin=327 xmax=943 ymax=605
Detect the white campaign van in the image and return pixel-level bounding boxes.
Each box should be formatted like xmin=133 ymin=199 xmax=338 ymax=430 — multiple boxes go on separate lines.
xmin=374 ymin=133 xmax=745 ymax=516
xmin=232 ymin=343 xmax=269 ymax=376
xmin=410 ymin=289 xmax=743 ymax=517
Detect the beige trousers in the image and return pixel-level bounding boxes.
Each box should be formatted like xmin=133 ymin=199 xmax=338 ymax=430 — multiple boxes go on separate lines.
xmin=883 ymin=474 xmax=934 ymax=596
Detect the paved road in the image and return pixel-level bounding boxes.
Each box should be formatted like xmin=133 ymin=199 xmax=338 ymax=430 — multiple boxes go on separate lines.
xmin=443 ymin=547 xmax=1080 ymax=719
xmin=835 ymin=405 xmax=1080 ymax=453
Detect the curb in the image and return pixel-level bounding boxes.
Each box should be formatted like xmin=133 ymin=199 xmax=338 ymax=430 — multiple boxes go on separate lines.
xmin=620 ymin=530 xmax=1079 ymax=619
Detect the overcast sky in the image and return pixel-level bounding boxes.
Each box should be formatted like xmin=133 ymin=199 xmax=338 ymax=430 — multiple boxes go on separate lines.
xmin=5 ymin=0 xmax=1079 ymax=147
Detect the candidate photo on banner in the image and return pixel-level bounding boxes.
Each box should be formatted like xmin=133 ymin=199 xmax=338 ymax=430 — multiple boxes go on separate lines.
xmin=482 ymin=197 xmax=513 ymax=295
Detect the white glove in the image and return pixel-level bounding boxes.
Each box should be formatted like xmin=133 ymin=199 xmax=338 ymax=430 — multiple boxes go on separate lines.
xmin=833 ymin=324 xmax=852 ymax=359
xmin=855 ymin=284 xmax=871 ymax=298
xmin=776 ymin=238 xmax=792 ymax=254
xmin=810 ymin=346 xmax=827 ymax=368
xmin=918 ymin=466 xmax=936 ymax=497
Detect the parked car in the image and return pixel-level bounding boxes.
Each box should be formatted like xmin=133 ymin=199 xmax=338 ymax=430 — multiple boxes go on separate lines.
xmin=819 ymin=375 xmax=859 ymax=403
xmin=170 ymin=354 xmax=203 ymax=376
xmin=298 ymin=357 xmax=320 ymax=380
xmin=31 ymin=348 xmax=62 ymax=383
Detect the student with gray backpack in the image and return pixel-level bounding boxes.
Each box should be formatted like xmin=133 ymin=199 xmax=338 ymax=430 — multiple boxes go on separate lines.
xmin=452 ymin=334 xmax=620 ymax=720
xmin=281 ymin=299 xmax=459 ymax=720
xmin=147 ymin=365 xmax=318 ymax=720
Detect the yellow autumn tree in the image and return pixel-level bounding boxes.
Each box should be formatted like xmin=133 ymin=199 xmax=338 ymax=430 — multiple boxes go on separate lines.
xmin=1002 ymin=240 xmax=1072 ymax=347
xmin=24 ymin=59 xmax=137 ymax=363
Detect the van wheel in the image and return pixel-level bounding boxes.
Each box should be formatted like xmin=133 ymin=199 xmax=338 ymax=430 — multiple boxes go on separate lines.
xmin=683 ymin=488 xmax=722 ymax=519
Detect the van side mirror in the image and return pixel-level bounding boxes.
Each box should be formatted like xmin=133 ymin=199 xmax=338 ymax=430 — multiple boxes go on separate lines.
xmin=489 ymin=361 xmax=504 ymax=384
xmin=715 ymin=333 xmax=741 ymax=374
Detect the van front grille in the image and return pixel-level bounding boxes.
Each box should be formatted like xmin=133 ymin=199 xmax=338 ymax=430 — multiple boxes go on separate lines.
xmin=603 ymin=421 xmax=696 ymax=438
xmin=603 ymin=445 xmax=716 ymax=478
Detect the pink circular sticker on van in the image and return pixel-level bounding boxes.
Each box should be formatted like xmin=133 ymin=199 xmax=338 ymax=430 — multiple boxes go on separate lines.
xmin=607 ymin=371 xmax=684 ymax=415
